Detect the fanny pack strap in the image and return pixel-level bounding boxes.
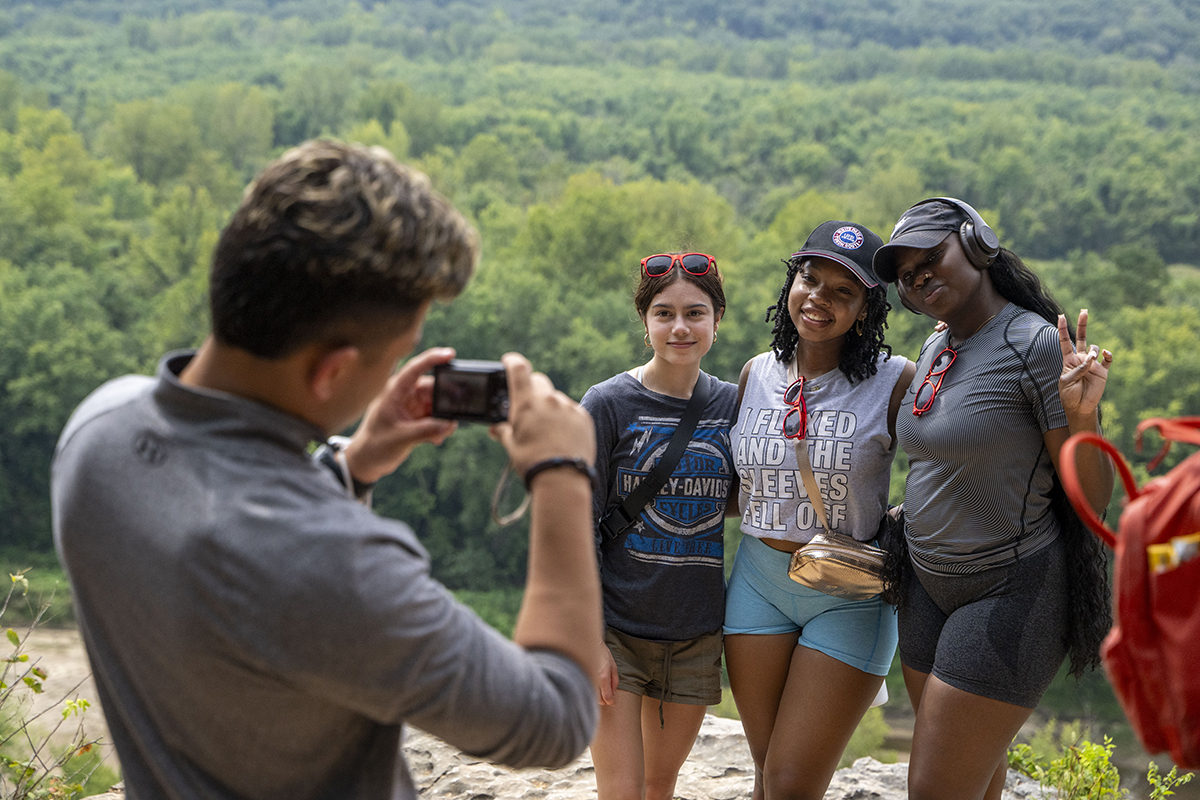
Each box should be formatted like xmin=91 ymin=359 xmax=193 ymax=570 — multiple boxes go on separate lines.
xmin=788 ymin=359 xmax=834 ymax=536
xmin=794 ymin=440 xmax=832 ymax=536
xmin=598 ymin=373 xmax=710 ymax=541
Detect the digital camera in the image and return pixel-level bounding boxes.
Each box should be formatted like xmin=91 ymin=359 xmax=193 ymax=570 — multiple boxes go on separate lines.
xmin=431 ymin=360 xmax=509 ymax=423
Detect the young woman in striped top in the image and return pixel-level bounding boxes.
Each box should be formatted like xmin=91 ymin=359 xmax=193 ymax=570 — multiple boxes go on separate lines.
xmin=873 ymin=198 xmax=1114 ymax=800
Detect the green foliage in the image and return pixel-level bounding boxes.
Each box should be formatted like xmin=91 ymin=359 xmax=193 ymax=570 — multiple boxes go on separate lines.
xmin=0 ymin=0 xmax=1195 ymax=603
xmin=0 ymin=556 xmax=72 ymax=629
xmin=99 ymin=99 xmax=202 ymax=186
xmin=1009 ymin=719 xmax=1196 ymax=800
xmin=1146 ymin=763 xmax=1194 ymax=800
xmin=1010 ymin=731 xmax=1124 ymax=799
xmin=452 ymin=588 xmax=523 ymax=638
xmin=840 ymin=707 xmax=895 ymax=769
xmin=0 ymin=571 xmax=115 ymax=799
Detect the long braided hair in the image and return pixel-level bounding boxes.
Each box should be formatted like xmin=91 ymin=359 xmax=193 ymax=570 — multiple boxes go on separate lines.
xmin=989 ymin=248 xmax=1112 ymax=677
xmin=766 ymin=254 xmax=893 ymax=384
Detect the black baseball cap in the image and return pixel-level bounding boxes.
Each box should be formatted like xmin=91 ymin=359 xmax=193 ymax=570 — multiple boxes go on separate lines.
xmin=790 ymin=221 xmax=884 ymax=288
xmin=872 ymin=200 xmax=968 ymax=283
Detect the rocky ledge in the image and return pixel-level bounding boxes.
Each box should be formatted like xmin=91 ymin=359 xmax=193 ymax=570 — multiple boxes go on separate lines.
xmin=88 ymin=715 xmax=1049 ymax=799
xmin=404 ymin=714 xmax=1051 ymax=800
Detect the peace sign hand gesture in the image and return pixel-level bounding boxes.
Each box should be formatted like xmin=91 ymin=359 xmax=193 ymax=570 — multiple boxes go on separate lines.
xmin=1058 ymin=309 xmax=1113 ymax=418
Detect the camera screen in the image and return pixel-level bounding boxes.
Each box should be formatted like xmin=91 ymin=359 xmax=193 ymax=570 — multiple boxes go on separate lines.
xmin=437 ymin=372 xmax=491 ymax=416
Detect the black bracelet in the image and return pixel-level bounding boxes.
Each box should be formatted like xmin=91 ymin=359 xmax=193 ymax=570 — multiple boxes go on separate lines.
xmin=350 ymin=475 xmax=377 ymax=499
xmin=523 ymin=457 xmax=598 ymax=492
xmin=317 ymin=441 xmax=376 ymax=500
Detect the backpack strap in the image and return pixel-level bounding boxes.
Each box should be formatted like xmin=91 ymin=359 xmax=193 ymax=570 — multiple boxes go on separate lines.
xmin=1060 ymin=431 xmax=1140 ymax=548
xmin=598 ymin=373 xmax=711 ymax=541
xmin=1137 ymin=417 xmax=1200 ymax=471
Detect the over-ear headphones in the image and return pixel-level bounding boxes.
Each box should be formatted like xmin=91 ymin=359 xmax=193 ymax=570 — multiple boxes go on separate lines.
xmin=923 ymin=196 xmax=1000 ymax=270
xmin=891 ymin=197 xmax=1000 ymax=313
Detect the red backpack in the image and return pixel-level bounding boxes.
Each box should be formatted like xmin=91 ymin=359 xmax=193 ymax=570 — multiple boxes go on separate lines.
xmin=1061 ymin=417 xmax=1200 ymax=769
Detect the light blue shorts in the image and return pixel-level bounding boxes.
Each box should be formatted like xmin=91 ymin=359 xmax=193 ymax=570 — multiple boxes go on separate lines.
xmin=724 ymin=534 xmax=898 ymax=676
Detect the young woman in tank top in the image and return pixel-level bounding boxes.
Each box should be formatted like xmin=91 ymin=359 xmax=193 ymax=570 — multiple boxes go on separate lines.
xmin=581 ymin=252 xmax=739 ymax=800
xmin=872 ymin=198 xmax=1114 ymax=800
xmin=725 ymin=220 xmax=916 ymax=800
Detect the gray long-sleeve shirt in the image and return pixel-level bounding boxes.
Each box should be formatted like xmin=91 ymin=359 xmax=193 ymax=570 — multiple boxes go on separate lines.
xmin=51 ymin=352 xmax=596 ymax=800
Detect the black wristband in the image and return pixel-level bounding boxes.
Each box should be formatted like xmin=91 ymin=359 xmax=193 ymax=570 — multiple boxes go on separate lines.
xmin=350 ymin=475 xmax=377 ymax=499
xmin=523 ymin=457 xmax=598 ymax=492
xmin=317 ymin=440 xmax=376 ymax=500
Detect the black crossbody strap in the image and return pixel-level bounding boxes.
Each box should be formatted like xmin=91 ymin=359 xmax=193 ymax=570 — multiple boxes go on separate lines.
xmin=598 ymin=374 xmax=711 ymax=541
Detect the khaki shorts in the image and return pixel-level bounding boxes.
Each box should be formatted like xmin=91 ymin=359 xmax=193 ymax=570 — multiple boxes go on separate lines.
xmin=604 ymin=626 xmax=723 ymax=706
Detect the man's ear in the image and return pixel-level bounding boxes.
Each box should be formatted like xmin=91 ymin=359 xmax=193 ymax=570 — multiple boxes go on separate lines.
xmin=309 ymin=345 xmax=360 ymax=403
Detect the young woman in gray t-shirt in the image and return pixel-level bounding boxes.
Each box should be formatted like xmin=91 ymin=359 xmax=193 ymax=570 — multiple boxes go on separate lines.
xmin=582 ymin=253 xmax=739 ymax=800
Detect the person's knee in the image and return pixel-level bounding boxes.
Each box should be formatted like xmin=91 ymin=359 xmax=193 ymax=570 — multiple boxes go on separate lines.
xmin=596 ymin=773 xmax=645 ymax=800
xmin=643 ymin=772 xmax=679 ymax=800
xmin=906 ymin=761 xmax=961 ymax=800
xmin=762 ymin=760 xmax=828 ymax=800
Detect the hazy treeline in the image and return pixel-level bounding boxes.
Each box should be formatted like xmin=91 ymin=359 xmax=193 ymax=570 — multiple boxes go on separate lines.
xmin=0 ymin=0 xmax=1198 ymax=592
xmin=6 ymin=0 xmax=1200 ymax=64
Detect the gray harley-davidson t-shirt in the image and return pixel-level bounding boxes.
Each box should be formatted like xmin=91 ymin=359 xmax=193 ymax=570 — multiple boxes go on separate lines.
xmin=582 ymin=371 xmax=738 ymax=640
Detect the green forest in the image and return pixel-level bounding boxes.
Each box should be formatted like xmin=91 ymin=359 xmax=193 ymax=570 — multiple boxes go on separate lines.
xmin=1 ymin=0 xmax=1199 ymax=596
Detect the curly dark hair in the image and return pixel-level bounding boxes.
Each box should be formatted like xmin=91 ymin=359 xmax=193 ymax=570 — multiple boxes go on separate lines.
xmin=986 ymin=247 xmax=1112 ymax=676
xmin=765 ymin=255 xmax=892 ymax=384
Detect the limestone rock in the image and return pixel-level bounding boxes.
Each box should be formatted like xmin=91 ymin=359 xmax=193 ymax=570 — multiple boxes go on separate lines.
xmin=403 ymin=714 xmax=1054 ymax=800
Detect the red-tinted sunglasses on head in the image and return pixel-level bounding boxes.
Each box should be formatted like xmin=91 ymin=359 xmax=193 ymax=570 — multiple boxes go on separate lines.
xmin=641 ymin=253 xmax=716 ymax=278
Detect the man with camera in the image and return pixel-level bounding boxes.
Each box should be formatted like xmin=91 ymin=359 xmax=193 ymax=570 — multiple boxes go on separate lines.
xmin=51 ymin=140 xmax=604 ymax=799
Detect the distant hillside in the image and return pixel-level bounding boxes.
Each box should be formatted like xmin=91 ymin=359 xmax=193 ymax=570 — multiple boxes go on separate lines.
xmin=5 ymin=0 xmax=1197 ymax=64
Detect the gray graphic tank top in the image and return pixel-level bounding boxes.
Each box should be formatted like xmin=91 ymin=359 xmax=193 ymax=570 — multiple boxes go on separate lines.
xmin=733 ymin=351 xmax=908 ymax=544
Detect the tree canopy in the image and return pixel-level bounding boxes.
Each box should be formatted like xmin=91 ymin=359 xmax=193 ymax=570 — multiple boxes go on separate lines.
xmin=0 ymin=0 xmax=1195 ymax=591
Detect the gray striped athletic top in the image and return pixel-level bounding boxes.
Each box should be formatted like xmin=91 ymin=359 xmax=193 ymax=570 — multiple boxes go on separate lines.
xmin=897 ymin=303 xmax=1068 ymax=574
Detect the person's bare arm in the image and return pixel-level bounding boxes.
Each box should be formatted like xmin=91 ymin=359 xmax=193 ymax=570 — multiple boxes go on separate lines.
xmin=725 ymin=358 xmax=754 ymax=518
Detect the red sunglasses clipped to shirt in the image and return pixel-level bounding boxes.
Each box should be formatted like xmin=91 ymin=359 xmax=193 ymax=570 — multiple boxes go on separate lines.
xmin=913 ymin=346 xmax=957 ymax=416
xmin=641 ymin=253 xmax=716 ymax=278
xmin=781 ymin=376 xmax=808 ymax=439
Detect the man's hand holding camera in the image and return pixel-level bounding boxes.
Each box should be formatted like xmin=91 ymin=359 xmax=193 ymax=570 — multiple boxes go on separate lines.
xmin=345 ymin=349 xmax=596 ymax=490
xmin=492 ymin=353 xmax=596 ymax=481
xmin=343 ymin=347 xmax=459 ymax=486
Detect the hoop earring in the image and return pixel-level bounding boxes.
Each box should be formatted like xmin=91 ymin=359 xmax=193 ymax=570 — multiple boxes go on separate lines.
xmin=855 ymin=318 xmax=865 ymax=336
xmin=644 ymin=333 xmax=651 ymax=348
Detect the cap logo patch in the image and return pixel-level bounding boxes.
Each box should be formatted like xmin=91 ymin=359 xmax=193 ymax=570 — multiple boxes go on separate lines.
xmin=832 ymin=226 xmax=864 ymax=250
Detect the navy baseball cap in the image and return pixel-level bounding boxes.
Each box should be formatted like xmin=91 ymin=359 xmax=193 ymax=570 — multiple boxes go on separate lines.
xmin=790 ymin=221 xmax=884 ymax=288
xmin=872 ymin=201 xmax=969 ymax=283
